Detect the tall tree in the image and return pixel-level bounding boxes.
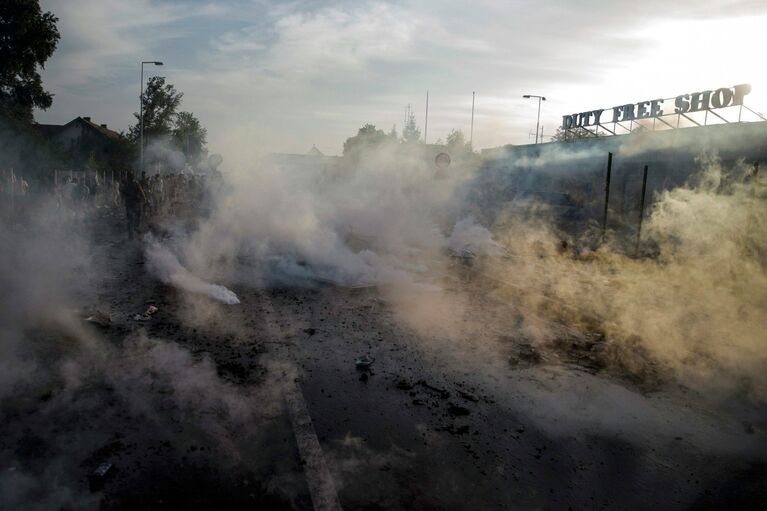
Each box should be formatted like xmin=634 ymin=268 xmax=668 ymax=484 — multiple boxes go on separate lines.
xmin=0 ymin=0 xmax=60 ymax=124
xmin=129 ymin=76 xmax=183 ymax=142
xmin=402 ymin=110 xmax=421 ymax=144
xmin=446 ymin=129 xmax=470 ymax=154
xmin=342 ymin=123 xmax=389 ymax=159
xmin=173 ymin=111 xmax=207 ymax=163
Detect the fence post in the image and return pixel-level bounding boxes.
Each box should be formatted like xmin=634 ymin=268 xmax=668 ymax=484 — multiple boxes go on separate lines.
xmin=601 ymin=152 xmax=613 ymax=244
xmin=744 ymin=162 xmax=760 ymax=252
xmin=10 ymin=167 xmax=15 ymax=221
xmin=635 ymin=165 xmax=649 ymax=256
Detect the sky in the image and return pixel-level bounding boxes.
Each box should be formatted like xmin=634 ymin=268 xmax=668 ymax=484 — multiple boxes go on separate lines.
xmin=35 ymin=0 xmax=767 ymax=163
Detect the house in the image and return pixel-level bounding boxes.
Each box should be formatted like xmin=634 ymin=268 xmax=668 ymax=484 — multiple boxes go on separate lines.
xmin=266 ymin=145 xmax=341 ymax=171
xmin=35 ymin=116 xmax=128 ymax=167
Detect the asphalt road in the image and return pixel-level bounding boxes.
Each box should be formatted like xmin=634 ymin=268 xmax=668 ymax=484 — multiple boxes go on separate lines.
xmin=1 ymin=215 xmax=765 ymax=510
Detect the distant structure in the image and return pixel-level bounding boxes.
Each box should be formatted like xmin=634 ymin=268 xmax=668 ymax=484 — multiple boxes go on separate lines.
xmin=35 ymin=116 xmax=123 ymax=165
xmin=266 ymin=145 xmax=341 ymax=173
xmin=306 ymin=144 xmax=324 ymax=157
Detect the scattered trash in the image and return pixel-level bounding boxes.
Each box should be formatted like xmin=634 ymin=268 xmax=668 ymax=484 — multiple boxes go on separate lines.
xmin=417 ymin=380 xmax=450 ymax=399
xmin=83 ymin=310 xmax=111 ymax=328
xmin=7 ymin=467 xmax=16 ymax=472
xmin=457 ymin=390 xmax=479 ymax=402
xmin=396 ymin=380 xmax=413 ymax=391
xmin=437 ymin=424 xmax=470 ymax=435
xmin=355 ymin=355 xmax=375 ymax=370
xmin=132 ymin=304 xmax=159 ymax=321
xmin=447 ymin=405 xmax=470 ymax=417
xmin=509 ymin=343 xmax=541 ymax=367
xmin=359 ymin=372 xmax=369 ymax=382
xmin=88 ymin=462 xmax=113 ymax=492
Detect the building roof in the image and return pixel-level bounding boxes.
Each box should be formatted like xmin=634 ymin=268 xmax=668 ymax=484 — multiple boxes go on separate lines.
xmin=307 ymin=145 xmax=324 ymax=156
xmin=34 ymin=116 xmax=122 ymax=140
xmin=77 ymin=116 xmax=121 ymax=140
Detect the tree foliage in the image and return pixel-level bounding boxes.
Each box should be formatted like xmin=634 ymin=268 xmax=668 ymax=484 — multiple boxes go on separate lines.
xmin=343 ymin=123 xmax=391 ymax=159
xmin=173 ymin=111 xmax=207 ymax=163
xmin=0 ymin=0 xmax=60 ymax=124
xmin=446 ymin=129 xmax=471 ymax=154
xmin=129 ymin=76 xmax=183 ymax=142
xmin=402 ymin=110 xmax=420 ymax=144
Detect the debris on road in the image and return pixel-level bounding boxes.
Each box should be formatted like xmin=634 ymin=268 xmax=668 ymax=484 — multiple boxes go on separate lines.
xmin=396 ymin=380 xmax=414 ymax=391
xmin=437 ymin=424 xmax=470 ymax=435
xmin=88 ymin=462 xmax=114 ymax=492
xmin=417 ymin=380 xmax=450 ymax=399
xmin=447 ymin=405 xmax=471 ymax=417
xmin=83 ymin=310 xmax=111 ymax=328
xmin=132 ymin=304 xmax=159 ymax=321
xmin=355 ymin=355 xmax=375 ymax=370
xmin=509 ymin=342 xmax=541 ymax=367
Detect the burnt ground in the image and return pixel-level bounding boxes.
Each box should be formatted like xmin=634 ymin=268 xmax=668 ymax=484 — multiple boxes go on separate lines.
xmin=1 ymin=214 xmax=766 ymax=510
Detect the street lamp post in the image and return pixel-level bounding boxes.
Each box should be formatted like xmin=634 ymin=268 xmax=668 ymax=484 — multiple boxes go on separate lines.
xmin=140 ymin=60 xmax=163 ymax=174
xmin=523 ymin=94 xmax=546 ymax=144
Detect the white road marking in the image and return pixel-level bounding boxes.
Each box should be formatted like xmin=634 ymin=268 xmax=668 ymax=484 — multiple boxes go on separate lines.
xmin=285 ymin=378 xmax=343 ymax=511
xmin=255 ymin=289 xmax=343 ymax=510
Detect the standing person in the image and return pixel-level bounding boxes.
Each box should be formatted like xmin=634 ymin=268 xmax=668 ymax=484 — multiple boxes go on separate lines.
xmin=73 ymin=177 xmax=90 ymax=220
xmin=139 ymin=171 xmax=151 ymax=218
xmin=151 ymin=172 xmax=164 ymax=218
xmin=62 ymin=176 xmax=78 ymax=217
xmin=17 ymin=175 xmax=29 ymax=219
xmin=166 ymin=174 xmax=177 ymax=216
xmin=120 ymin=171 xmax=146 ymax=240
xmin=89 ymin=174 xmax=100 ymax=211
xmin=111 ymin=179 xmax=121 ymax=212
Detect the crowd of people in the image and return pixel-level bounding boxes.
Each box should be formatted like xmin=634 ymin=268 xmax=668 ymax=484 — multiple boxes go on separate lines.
xmin=117 ymin=171 xmax=218 ymax=238
xmin=0 ymin=169 xmax=31 ymax=219
xmin=1 ymin=168 xmax=222 ymax=237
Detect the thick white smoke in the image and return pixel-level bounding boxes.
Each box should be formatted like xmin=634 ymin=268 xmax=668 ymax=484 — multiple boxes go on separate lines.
xmin=146 ymin=238 xmax=240 ymax=304
xmin=487 ymin=153 xmax=767 ymax=400
xmin=177 ymin=145 xmax=490 ymax=290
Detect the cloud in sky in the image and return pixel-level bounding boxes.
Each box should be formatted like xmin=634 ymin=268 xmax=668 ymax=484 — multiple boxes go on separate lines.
xmin=36 ymin=0 xmax=767 ymax=162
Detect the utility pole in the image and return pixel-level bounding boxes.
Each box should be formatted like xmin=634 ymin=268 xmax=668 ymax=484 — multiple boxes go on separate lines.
xmin=470 ymin=91 xmax=475 ymax=149
xmin=523 ymin=94 xmax=546 ymax=144
xmin=424 ymin=91 xmax=429 ymax=144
